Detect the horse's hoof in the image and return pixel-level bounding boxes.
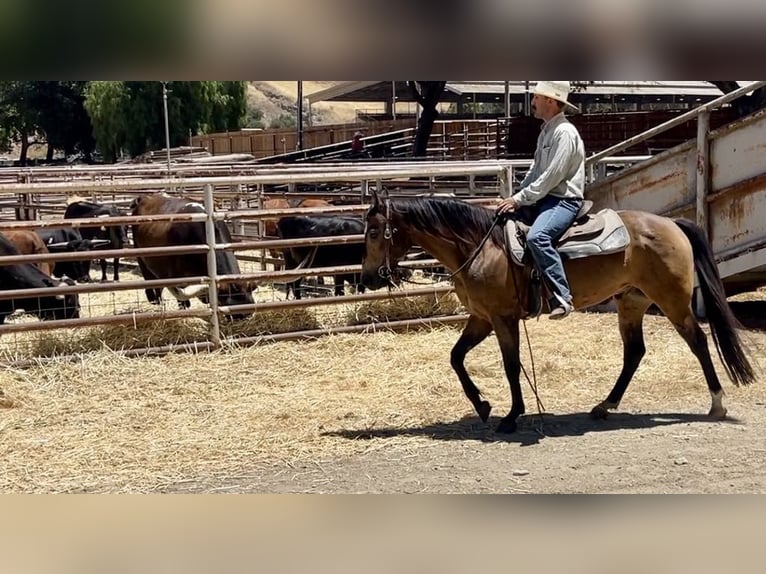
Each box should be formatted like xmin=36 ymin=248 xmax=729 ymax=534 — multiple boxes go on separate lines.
xmin=495 ymin=417 xmax=517 ymax=434
xmin=590 ymin=401 xmax=618 ymax=420
xmin=708 ymin=406 xmax=728 ymax=420
xmin=477 ymin=400 xmax=492 ymax=423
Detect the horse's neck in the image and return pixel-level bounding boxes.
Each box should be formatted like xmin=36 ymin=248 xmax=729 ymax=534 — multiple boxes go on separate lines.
xmin=406 ymin=225 xmax=465 ymax=273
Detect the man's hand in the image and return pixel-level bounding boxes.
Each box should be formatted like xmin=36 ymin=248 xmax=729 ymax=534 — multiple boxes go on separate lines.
xmin=496 ymin=197 xmax=519 ymax=215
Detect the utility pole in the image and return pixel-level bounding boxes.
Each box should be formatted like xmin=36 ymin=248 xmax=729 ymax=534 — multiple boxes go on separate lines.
xmin=297 ymin=80 xmax=304 ymax=151
xmin=162 ymin=81 xmax=172 ymax=174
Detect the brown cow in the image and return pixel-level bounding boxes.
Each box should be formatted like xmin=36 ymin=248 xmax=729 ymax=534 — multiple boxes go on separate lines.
xmin=131 ymin=193 xmax=254 ymax=319
xmin=3 ymin=230 xmax=54 ymax=277
xmin=261 ymin=198 xmax=332 ymax=238
xmin=261 ymin=198 xmax=332 ymax=272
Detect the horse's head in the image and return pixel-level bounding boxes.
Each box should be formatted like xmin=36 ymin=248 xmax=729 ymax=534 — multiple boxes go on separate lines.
xmin=361 ymin=191 xmax=412 ymax=290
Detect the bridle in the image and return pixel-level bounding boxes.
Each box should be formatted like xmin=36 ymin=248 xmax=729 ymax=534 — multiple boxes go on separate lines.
xmin=367 ymin=195 xmax=398 ymax=284
xmin=379 ymin=196 xmax=396 ymax=281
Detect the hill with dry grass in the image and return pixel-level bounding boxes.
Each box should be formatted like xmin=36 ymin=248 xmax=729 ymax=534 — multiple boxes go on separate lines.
xmin=249 ymin=81 xmax=380 ymax=126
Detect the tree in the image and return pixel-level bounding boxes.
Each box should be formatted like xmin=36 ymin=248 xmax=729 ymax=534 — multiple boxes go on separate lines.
xmin=708 ymin=81 xmax=766 ymax=120
xmin=84 ymin=81 xmax=248 ymax=162
xmin=408 ymin=81 xmax=447 ymax=156
xmin=83 ymin=82 xmax=130 ymax=162
xmin=33 ymin=82 xmax=96 ymax=161
xmin=0 ymin=82 xmax=96 ymax=164
xmin=0 ymin=82 xmax=42 ymax=164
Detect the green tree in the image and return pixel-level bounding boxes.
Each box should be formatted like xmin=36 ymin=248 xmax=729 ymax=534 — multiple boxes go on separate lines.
xmin=0 ymin=81 xmax=96 ymax=164
xmin=0 ymin=81 xmax=43 ymax=164
xmin=84 ymin=81 xmax=247 ymax=162
xmin=32 ymin=82 xmax=95 ymax=161
xmin=83 ymin=81 xmax=130 ymax=162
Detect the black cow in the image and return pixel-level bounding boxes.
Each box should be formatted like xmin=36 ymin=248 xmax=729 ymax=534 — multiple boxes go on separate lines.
xmin=0 ymin=233 xmax=80 ymax=324
xmin=276 ymin=215 xmax=366 ymax=299
xmin=64 ymin=200 xmax=127 ymax=282
xmin=36 ymin=228 xmax=109 ymax=282
xmin=131 ymin=193 xmax=254 ymax=319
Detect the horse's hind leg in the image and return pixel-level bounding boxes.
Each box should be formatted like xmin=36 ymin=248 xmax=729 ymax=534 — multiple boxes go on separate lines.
xmin=450 ymin=315 xmax=493 ymax=423
xmin=669 ymin=309 xmax=727 ymax=419
xmin=645 ymin=287 xmax=727 ymax=419
xmin=591 ymin=289 xmax=652 ymax=419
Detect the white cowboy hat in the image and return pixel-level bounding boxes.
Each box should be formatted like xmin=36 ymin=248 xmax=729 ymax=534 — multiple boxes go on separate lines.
xmin=532 ymin=81 xmax=581 ymax=114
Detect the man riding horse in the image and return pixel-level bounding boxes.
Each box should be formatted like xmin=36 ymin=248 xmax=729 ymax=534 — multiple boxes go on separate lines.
xmin=497 ymin=80 xmax=585 ymax=319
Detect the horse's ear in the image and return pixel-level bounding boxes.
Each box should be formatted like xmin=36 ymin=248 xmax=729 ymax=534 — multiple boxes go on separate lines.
xmin=369 ymin=189 xmax=380 ymax=215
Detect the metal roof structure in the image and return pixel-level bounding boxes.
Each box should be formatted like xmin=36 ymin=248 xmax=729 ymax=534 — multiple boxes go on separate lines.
xmin=305 ymin=81 xmax=730 ymax=106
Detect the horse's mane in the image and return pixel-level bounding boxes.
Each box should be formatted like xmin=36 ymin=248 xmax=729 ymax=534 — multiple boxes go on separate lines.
xmin=390 ymin=197 xmax=505 ymax=249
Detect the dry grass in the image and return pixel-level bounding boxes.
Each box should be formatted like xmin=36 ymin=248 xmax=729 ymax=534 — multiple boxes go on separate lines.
xmin=347 ymin=292 xmax=463 ymax=325
xmin=0 ymin=307 xmax=765 ymax=493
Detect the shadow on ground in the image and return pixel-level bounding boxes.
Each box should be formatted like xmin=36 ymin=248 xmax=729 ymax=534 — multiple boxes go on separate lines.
xmin=323 ymin=411 xmax=741 ymax=447
xmin=729 ymin=301 xmax=766 ymax=331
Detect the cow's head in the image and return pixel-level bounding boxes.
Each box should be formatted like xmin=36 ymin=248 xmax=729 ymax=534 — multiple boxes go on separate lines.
xmin=40 ymin=276 xmax=81 ymax=321
xmin=218 ymin=282 xmax=255 ymax=321
xmin=0 ymin=271 xmax=81 ymax=322
xmin=45 ymin=238 xmax=110 ymax=282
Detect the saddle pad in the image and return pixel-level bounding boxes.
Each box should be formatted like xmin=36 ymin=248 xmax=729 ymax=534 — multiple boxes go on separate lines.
xmin=504 ymin=208 xmax=630 ymax=265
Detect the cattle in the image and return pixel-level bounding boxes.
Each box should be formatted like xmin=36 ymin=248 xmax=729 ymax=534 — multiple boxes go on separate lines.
xmin=130 ymin=193 xmax=254 ymax=318
xmin=262 ymin=198 xmax=332 ymax=274
xmin=35 ymin=228 xmax=110 ymax=282
xmin=3 ymin=230 xmax=54 ymax=277
xmin=0 ymin=233 xmax=80 ymax=324
xmin=64 ymin=200 xmax=128 ymax=282
xmin=261 ymin=197 xmax=331 ymax=239
xmin=276 ymin=215 xmax=366 ymax=299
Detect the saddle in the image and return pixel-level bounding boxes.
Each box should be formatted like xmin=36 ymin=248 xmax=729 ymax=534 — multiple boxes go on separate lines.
xmin=504 ymin=199 xmax=630 ymax=267
xmin=503 ymin=199 xmax=631 ymax=317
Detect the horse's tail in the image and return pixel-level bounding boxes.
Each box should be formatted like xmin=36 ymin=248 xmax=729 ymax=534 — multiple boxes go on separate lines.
xmin=675 ymin=218 xmax=756 ymax=386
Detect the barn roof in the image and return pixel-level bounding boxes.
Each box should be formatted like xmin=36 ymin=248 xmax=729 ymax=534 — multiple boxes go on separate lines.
xmin=305 ymin=81 xmax=734 ymax=105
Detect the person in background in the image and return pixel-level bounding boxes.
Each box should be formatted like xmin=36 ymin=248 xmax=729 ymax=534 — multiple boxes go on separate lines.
xmin=351 ymin=131 xmax=366 ymax=157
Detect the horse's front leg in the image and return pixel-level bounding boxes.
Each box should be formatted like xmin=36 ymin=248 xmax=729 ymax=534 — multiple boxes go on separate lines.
xmin=492 ymin=316 xmax=524 ymax=433
xmin=450 ymin=315 xmax=493 ymax=422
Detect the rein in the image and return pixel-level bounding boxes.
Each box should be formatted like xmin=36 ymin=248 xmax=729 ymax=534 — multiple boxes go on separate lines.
xmin=446 ymin=212 xmax=504 ymax=281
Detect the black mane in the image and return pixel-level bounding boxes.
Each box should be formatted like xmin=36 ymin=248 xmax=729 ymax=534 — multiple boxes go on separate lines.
xmin=390 ymin=197 xmax=505 ymax=248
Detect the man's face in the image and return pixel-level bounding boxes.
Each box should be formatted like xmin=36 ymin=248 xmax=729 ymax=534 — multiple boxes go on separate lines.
xmin=531 ymin=93 xmax=556 ymax=119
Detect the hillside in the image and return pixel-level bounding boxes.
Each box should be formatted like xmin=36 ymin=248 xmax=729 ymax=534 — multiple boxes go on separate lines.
xmin=249 ymin=81 xmax=382 ymax=126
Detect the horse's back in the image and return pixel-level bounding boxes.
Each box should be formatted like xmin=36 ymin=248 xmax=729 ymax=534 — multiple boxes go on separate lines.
xmin=562 ymin=210 xmax=695 ymax=309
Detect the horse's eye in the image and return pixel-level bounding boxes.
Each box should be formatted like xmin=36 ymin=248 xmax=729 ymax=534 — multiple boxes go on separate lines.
xmin=368 ymin=228 xmax=380 ymax=239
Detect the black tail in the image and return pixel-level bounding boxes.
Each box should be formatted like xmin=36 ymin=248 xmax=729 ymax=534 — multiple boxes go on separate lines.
xmin=675 ymin=219 xmax=756 ymax=386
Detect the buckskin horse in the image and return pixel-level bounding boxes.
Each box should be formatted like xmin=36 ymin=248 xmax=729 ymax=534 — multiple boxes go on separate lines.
xmin=360 ymin=191 xmax=756 ymax=434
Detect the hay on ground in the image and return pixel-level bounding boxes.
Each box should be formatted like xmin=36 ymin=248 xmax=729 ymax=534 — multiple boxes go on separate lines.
xmin=347 ymin=292 xmax=463 ymax=325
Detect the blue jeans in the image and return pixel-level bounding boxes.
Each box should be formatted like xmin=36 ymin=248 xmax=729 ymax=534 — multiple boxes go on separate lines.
xmin=525 ymin=195 xmax=582 ymax=305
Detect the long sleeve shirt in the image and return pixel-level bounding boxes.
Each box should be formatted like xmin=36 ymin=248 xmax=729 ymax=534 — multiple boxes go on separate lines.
xmin=512 ymin=113 xmax=585 ymax=207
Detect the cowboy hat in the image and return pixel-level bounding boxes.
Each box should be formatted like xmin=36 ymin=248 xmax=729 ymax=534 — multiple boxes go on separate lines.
xmin=532 ymin=81 xmax=580 ymax=114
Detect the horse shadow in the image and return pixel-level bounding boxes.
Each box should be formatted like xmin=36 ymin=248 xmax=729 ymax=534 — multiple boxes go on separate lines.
xmin=322 ymin=411 xmax=743 ymax=447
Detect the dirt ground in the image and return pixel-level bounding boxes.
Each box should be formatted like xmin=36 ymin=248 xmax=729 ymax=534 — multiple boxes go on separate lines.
xmin=164 ymin=305 xmax=766 ymax=495
xmin=166 ymin=398 xmax=766 ymax=494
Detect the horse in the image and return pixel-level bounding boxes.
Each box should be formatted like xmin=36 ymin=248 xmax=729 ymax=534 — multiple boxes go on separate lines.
xmin=359 ymin=191 xmax=756 ymax=434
